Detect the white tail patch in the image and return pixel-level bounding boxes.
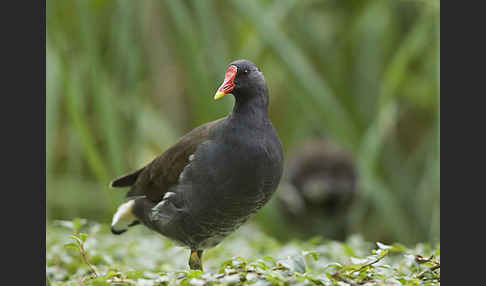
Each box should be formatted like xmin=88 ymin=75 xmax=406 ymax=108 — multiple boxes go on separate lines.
xmin=111 ymin=200 xmax=136 ymax=232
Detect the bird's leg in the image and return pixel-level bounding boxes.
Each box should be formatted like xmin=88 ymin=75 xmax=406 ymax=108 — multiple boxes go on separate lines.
xmin=188 ymin=249 xmax=204 ymax=271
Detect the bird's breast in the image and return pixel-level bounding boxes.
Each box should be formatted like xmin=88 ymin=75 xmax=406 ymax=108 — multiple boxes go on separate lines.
xmin=181 ymin=131 xmax=281 ymax=212
xmin=169 ymin=120 xmax=283 ymax=249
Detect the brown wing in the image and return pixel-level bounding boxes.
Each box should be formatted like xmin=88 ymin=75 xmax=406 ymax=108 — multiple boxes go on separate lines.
xmin=118 ymin=117 xmax=225 ymax=202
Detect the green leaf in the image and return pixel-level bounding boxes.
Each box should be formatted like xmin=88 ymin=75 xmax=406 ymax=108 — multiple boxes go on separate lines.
xmin=70 ymin=235 xmax=82 ymax=245
xmin=79 ymin=233 xmax=88 ymax=243
xmin=63 ymin=242 xmax=78 ymax=250
xmin=302 ymin=250 xmax=319 ymax=261
xmin=104 ymin=271 xmax=118 ymax=279
xmin=125 ymin=270 xmax=144 ymax=279
xmin=185 ymin=270 xmax=203 ymax=279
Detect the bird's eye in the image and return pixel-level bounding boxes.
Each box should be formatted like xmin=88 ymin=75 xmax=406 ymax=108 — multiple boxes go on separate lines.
xmin=243 ymin=69 xmax=249 ymax=75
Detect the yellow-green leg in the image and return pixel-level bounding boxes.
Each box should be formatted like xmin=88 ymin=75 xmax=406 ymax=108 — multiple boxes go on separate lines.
xmin=188 ymin=249 xmax=204 ymax=271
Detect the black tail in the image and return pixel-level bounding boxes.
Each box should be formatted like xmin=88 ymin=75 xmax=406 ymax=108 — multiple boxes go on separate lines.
xmin=110 ymin=167 xmax=145 ymax=188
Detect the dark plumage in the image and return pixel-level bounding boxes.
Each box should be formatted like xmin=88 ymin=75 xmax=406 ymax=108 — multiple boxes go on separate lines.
xmin=110 ymin=60 xmax=284 ymax=270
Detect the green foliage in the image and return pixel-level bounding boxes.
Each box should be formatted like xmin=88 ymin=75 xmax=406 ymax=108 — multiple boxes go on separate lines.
xmin=46 ymin=0 xmax=440 ymax=244
xmin=47 ymin=220 xmax=440 ymax=285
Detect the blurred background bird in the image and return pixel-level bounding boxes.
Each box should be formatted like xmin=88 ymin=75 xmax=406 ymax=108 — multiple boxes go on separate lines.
xmin=277 ymin=137 xmax=358 ymax=241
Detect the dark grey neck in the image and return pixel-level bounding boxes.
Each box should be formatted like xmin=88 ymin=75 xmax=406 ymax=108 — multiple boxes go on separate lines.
xmin=226 ymin=94 xmax=269 ymax=136
xmin=232 ymin=89 xmax=269 ymax=118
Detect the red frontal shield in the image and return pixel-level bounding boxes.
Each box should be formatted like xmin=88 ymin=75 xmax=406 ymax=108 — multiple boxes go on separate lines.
xmin=217 ymin=65 xmax=237 ymax=94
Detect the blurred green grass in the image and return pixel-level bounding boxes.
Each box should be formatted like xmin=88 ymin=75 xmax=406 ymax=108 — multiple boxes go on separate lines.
xmin=46 ymin=0 xmax=440 ymax=245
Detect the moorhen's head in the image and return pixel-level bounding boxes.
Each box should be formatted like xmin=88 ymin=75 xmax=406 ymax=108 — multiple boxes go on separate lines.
xmin=214 ymin=59 xmax=268 ymax=105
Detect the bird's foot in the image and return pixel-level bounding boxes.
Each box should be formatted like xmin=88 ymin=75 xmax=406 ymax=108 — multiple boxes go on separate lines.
xmin=188 ymin=249 xmax=204 ymax=271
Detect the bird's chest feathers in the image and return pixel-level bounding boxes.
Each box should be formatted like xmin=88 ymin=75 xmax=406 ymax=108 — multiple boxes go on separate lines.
xmin=219 ymin=125 xmax=272 ymax=168
xmin=181 ymin=117 xmax=281 ymax=204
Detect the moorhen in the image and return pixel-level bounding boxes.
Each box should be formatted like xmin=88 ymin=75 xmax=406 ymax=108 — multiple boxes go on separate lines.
xmin=109 ymin=59 xmax=284 ymax=270
xmin=278 ymin=138 xmax=357 ymax=240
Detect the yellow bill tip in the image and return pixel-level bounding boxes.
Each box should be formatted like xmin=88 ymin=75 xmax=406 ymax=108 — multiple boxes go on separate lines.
xmin=214 ymin=91 xmax=226 ymax=100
